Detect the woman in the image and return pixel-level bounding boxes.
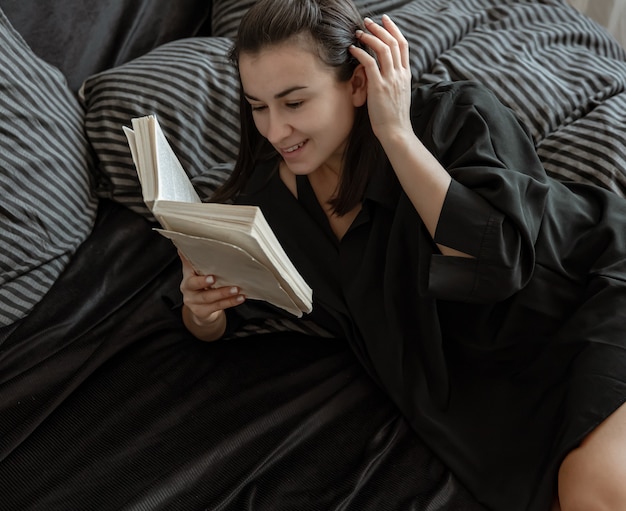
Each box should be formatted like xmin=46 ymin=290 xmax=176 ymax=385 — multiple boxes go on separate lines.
xmin=179 ymin=0 xmax=626 ymax=509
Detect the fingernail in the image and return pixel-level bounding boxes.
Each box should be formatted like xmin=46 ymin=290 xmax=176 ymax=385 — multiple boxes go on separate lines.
xmin=205 ymin=276 xmax=215 ymax=285
xmin=382 ymin=13 xmax=390 ymax=20
xmin=229 ymin=287 xmax=239 ymax=295
xmin=235 ymin=295 xmax=245 ymax=303
xmin=364 ymin=17 xmax=373 ymax=24
xmin=356 ymin=29 xmax=364 ymax=37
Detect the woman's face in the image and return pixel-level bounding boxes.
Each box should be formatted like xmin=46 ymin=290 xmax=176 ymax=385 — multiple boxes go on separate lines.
xmin=238 ymin=38 xmax=366 ymax=176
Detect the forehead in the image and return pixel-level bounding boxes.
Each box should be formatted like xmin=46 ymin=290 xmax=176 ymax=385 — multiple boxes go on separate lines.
xmin=238 ymin=39 xmax=335 ymax=95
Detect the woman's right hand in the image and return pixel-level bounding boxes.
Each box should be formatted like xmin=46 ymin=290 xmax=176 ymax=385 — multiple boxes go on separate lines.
xmin=179 ymin=252 xmax=246 ymax=341
xmin=350 ymin=15 xmax=413 ymax=144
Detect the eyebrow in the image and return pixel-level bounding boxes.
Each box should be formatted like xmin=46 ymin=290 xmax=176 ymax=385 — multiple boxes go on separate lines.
xmin=244 ymin=86 xmax=308 ymax=101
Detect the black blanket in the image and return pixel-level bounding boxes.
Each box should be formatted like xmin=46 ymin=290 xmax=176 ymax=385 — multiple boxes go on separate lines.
xmin=0 ymin=200 xmax=485 ymax=510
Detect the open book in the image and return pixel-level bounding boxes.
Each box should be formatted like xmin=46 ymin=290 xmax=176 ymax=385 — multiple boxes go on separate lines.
xmin=123 ymin=115 xmax=312 ymax=317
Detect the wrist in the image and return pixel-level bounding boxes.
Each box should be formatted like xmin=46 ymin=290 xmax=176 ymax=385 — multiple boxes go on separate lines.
xmin=183 ymin=306 xmax=227 ymax=342
xmin=377 ymin=127 xmax=420 ymax=156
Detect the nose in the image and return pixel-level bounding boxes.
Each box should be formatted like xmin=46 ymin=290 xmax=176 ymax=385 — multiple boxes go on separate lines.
xmin=266 ymin=110 xmax=292 ymax=145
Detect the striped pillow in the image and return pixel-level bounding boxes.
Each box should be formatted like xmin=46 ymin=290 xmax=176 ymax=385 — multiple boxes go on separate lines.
xmin=0 ymin=8 xmax=98 ymax=327
xmin=81 ymin=37 xmax=240 ymax=219
xmin=387 ymin=0 xmax=626 ymax=196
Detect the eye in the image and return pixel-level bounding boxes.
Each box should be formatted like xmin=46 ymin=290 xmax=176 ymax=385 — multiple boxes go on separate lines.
xmin=250 ymin=104 xmax=267 ymax=112
xmin=286 ymin=101 xmax=303 ymax=109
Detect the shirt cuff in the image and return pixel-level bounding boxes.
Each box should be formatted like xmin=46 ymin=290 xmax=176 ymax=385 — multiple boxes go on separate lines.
xmin=434 ymin=179 xmax=504 ymax=258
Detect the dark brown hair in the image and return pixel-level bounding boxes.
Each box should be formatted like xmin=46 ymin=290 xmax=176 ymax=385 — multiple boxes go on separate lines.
xmin=212 ymin=0 xmax=385 ymax=215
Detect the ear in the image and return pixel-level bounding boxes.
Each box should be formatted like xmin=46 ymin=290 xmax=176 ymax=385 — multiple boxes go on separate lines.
xmin=349 ymin=65 xmax=368 ymax=107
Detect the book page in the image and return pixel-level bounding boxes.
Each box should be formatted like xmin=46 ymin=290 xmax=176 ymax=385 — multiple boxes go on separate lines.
xmin=153 ymin=201 xmax=259 ymax=228
xmin=123 ymin=126 xmax=155 ymax=206
xmin=152 ymin=201 xmax=313 ymax=312
xmin=125 ymin=116 xmax=201 ymax=208
xmin=157 ymin=229 xmax=303 ymax=317
xmin=149 ymin=118 xmax=201 ymax=204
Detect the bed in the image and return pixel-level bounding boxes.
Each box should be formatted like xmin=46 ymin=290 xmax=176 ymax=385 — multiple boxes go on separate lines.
xmin=1 ymin=0 xmax=625 ymax=510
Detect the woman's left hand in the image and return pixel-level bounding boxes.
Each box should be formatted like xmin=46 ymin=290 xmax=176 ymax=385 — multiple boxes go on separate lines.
xmin=349 ymin=15 xmax=413 ymax=142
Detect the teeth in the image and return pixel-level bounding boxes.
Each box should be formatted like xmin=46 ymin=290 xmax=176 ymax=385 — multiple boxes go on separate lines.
xmin=285 ymin=142 xmax=305 ymax=153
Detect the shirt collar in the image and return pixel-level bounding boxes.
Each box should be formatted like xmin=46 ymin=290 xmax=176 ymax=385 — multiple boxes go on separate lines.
xmin=363 ymin=162 xmax=401 ymax=210
xmin=244 ymin=157 xmax=400 ymax=210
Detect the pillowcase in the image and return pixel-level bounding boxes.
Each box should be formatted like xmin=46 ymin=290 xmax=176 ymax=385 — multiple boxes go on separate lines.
xmin=0 ymin=8 xmax=98 ymax=326
xmin=81 ymin=37 xmax=240 ymax=218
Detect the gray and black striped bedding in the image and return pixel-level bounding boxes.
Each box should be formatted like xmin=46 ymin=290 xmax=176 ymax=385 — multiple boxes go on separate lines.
xmin=83 ymin=0 xmax=626 ymax=221
xmin=391 ymin=0 xmax=626 ymax=195
xmin=0 ymin=9 xmax=98 ymax=326
xmin=5 ymin=0 xmax=624 ymax=327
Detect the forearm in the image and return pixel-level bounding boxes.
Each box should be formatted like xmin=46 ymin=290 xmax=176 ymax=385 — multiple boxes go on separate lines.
xmin=380 ymin=129 xmax=470 ymax=258
xmin=182 ymin=305 xmax=227 ymax=342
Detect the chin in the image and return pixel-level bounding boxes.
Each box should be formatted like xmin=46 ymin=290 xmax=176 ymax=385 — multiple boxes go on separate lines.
xmin=283 ymin=162 xmax=316 ymax=176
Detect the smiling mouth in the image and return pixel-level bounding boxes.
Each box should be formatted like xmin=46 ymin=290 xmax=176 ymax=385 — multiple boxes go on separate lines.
xmin=283 ymin=141 xmax=307 ymax=153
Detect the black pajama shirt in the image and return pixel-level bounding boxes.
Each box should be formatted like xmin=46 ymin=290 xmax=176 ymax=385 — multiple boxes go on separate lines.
xmin=234 ymin=81 xmax=626 ymax=511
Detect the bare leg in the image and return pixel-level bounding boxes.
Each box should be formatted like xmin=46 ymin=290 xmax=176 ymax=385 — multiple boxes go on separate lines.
xmin=557 ymin=400 xmax=626 ymax=511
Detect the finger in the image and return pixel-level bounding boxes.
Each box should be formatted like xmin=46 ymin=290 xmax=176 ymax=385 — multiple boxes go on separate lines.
xmin=184 ymin=285 xmax=245 ymax=318
xmin=210 ymin=292 xmax=246 ymax=312
xmin=356 ymin=29 xmax=395 ymax=72
xmin=181 ymin=273 xmax=216 ymax=293
xmin=198 ymin=285 xmax=243 ymax=306
xmin=362 ymin=17 xmax=402 ymax=71
xmin=349 ymin=43 xmax=382 ymax=82
xmin=380 ymin=14 xmax=410 ymax=69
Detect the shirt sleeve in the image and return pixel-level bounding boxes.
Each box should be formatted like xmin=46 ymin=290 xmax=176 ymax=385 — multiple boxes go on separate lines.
xmin=412 ymin=81 xmax=550 ymax=303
